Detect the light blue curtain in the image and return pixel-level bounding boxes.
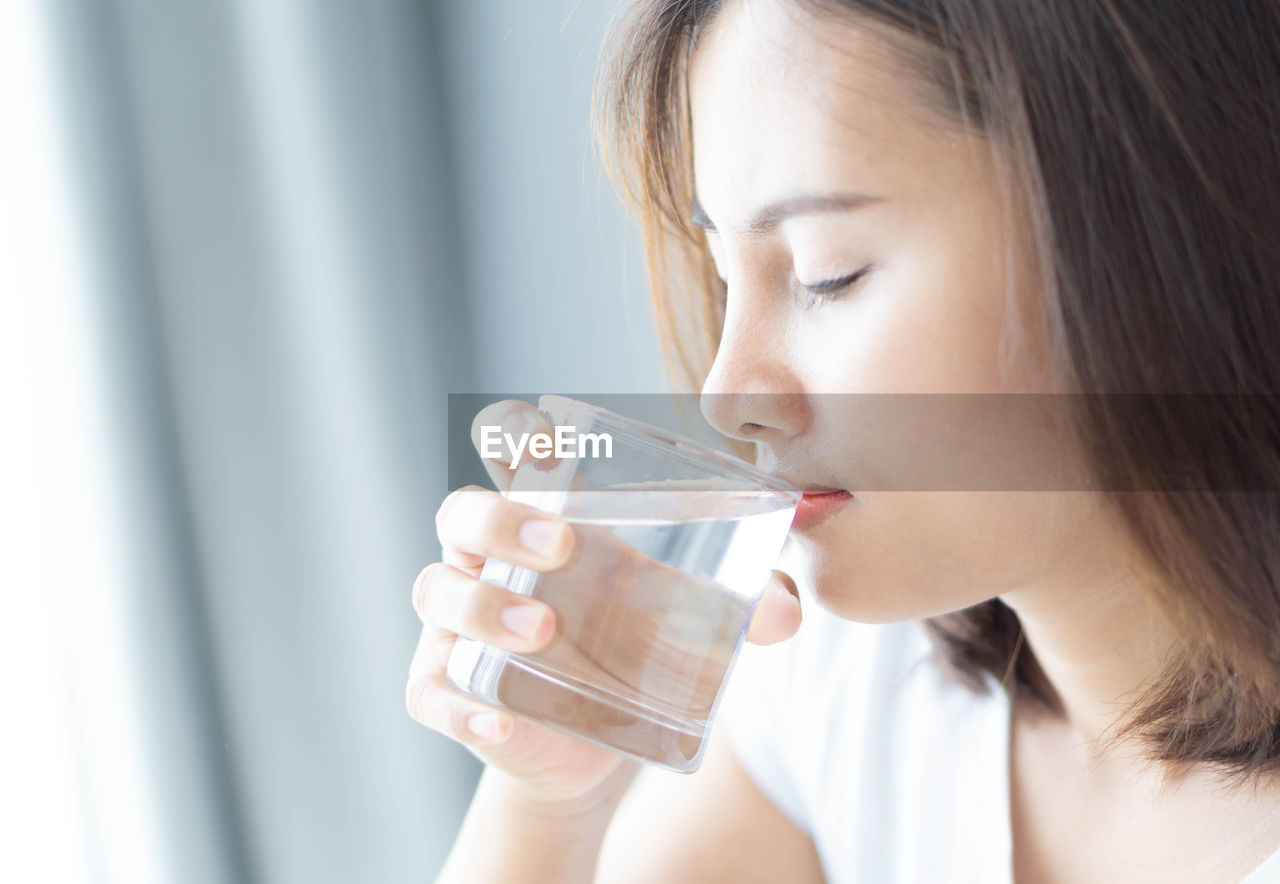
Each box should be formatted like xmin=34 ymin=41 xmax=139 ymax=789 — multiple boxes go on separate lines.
xmin=18 ymin=0 xmax=665 ymax=881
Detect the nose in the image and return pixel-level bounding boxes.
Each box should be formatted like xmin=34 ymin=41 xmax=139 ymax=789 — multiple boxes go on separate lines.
xmin=699 ymin=298 xmax=810 ymax=446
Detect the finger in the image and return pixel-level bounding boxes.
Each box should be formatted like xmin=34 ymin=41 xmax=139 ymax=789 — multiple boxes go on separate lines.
xmin=414 ymin=560 xmax=557 ymax=653
xmin=435 ymin=484 xmax=575 ymax=572
xmin=408 ymin=620 xmax=455 ymax=678
xmin=745 ymin=569 xmax=802 ymax=646
xmin=405 ymin=669 xmax=514 ymax=746
xmin=470 ymin=400 xmax=561 ymax=492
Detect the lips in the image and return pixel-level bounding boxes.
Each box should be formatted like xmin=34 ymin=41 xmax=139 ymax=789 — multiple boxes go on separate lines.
xmin=791 ymin=488 xmax=853 ymax=532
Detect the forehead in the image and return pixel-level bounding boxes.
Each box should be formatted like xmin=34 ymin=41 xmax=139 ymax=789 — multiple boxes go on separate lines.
xmin=687 ymin=0 xmax=960 ymax=218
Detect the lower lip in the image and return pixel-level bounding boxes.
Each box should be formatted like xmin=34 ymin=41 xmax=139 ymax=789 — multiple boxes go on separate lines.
xmin=791 ymin=491 xmax=853 ymax=532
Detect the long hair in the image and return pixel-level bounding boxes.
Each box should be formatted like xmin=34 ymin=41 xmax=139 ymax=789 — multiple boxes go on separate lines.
xmin=592 ymin=0 xmax=1280 ymax=781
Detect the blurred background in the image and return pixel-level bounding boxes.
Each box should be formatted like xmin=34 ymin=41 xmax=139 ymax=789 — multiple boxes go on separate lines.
xmin=0 ymin=1 xmax=666 ymax=881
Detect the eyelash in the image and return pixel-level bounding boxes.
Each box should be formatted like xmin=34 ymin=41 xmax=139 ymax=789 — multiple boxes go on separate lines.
xmin=799 ymin=265 xmax=872 ymax=300
xmin=711 ymin=264 xmax=872 ymax=310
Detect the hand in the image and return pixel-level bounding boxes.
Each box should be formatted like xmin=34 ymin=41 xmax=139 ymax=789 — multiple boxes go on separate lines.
xmin=406 ymin=399 xmax=802 ymax=808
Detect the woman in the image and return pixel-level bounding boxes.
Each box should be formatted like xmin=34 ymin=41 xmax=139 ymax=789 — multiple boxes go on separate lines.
xmin=409 ymin=0 xmax=1280 ymax=880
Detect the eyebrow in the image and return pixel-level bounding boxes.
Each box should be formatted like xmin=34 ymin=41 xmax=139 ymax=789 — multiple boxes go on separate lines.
xmin=689 ymin=192 xmax=882 ymax=235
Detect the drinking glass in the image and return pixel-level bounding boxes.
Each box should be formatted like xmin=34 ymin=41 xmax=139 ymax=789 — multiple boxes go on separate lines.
xmin=445 ymin=395 xmax=800 ymax=772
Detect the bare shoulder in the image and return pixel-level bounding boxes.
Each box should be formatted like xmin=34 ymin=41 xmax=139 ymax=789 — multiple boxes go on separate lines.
xmin=595 ymin=723 xmax=825 ymax=883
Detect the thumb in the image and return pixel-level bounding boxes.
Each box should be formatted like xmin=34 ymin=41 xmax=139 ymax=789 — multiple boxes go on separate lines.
xmin=745 ymin=569 xmax=802 ymax=646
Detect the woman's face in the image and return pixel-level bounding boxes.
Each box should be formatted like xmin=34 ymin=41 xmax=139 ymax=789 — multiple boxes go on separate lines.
xmin=690 ymin=0 xmax=1137 ymax=621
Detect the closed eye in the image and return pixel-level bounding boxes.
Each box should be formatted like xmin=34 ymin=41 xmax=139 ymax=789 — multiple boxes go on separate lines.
xmin=800 ymin=265 xmax=872 ymax=297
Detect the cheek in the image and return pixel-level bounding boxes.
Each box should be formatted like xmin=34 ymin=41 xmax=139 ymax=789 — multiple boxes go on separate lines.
xmin=799 ymin=491 xmax=1119 ymax=621
xmin=794 ymin=179 xmax=1056 ymax=397
xmin=795 ymin=251 xmax=1016 ymax=397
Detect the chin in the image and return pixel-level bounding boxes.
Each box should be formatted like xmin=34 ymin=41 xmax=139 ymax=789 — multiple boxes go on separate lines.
xmin=789 ymin=532 xmax=985 ymax=626
xmin=783 ymin=493 xmax=1009 ymax=625
xmin=785 ymin=542 xmax=915 ymax=624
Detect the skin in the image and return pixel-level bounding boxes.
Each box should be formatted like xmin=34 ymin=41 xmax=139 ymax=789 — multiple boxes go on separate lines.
xmin=414 ymin=0 xmax=1280 ymax=880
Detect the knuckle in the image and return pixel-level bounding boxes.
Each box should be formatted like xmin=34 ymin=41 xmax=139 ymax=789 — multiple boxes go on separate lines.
xmin=405 ymin=677 xmax=472 ymax=743
xmin=455 ymin=581 xmax=500 ymax=636
xmin=435 ymin=485 xmax=486 ymax=537
xmin=412 ymin=562 xmax=446 ymax=620
xmin=405 ymin=674 xmax=436 ymax=726
xmin=408 ymin=626 xmax=442 ymax=680
xmin=404 ymin=671 xmax=472 ymax=743
xmin=475 ymin=493 xmax=509 ymax=537
xmin=444 ymin=703 xmax=474 ymax=742
xmin=435 ymin=632 xmax=457 ymax=668
xmin=471 ymin=402 xmax=517 ymax=452
xmin=498 ymin=497 xmax=537 ymax=536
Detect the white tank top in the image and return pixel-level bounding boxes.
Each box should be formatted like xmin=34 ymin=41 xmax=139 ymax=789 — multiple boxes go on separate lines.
xmin=719 ymin=598 xmax=1280 ymax=883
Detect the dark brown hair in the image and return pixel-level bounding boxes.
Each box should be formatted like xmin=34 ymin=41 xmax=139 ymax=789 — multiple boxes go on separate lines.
xmin=592 ymin=0 xmax=1280 ymax=782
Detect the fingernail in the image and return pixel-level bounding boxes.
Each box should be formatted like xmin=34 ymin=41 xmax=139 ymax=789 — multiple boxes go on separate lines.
xmin=501 ymin=604 xmax=546 ymax=640
xmin=468 ymin=712 xmax=503 ymax=740
xmin=519 ymin=519 xmax=565 ymax=558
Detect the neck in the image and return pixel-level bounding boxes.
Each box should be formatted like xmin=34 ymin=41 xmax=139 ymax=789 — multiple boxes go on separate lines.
xmin=1000 ymin=559 xmax=1178 ymax=767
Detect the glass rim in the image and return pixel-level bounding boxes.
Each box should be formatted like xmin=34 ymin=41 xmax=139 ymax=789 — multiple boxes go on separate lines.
xmin=537 ymin=394 xmax=802 ymax=500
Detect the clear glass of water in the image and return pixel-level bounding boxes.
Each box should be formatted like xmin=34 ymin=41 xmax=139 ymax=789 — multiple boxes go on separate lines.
xmin=445 ymin=395 xmax=801 ymax=773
